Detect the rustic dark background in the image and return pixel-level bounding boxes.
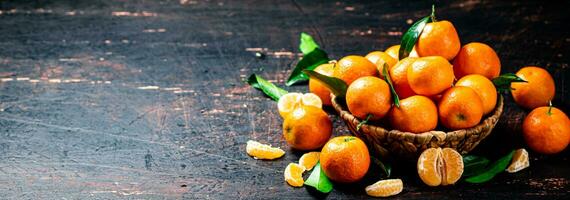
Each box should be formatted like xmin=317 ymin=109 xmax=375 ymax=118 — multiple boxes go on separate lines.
xmin=0 ymin=0 xmax=568 ymax=199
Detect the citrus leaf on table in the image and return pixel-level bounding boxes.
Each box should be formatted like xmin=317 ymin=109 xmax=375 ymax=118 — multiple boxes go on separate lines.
xmin=246 ymin=74 xmax=288 ymax=101
xmin=381 ymin=62 xmax=400 ymax=107
xmin=492 ymin=73 xmax=527 ymax=92
xmin=299 ymin=32 xmax=320 ymax=55
xmin=462 ymin=155 xmax=491 ymax=177
xmin=286 ymin=48 xmax=329 ymax=86
xmin=398 ymin=16 xmax=430 ymax=60
xmin=465 ymin=150 xmax=515 ymax=183
xmin=304 ymin=162 xmax=333 ymax=193
xmin=371 ymin=156 xmax=392 ymax=178
xmin=303 ymin=70 xmax=348 ymax=98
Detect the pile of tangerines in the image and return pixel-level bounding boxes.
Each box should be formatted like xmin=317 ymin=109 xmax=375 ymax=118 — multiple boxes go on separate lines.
xmin=246 ymin=16 xmax=570 ymax=197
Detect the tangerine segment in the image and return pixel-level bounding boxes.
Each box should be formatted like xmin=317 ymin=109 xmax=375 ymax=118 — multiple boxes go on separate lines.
xmin=417 ymin=147 xmax=464 ymax=186
xmin=246 ymin=140 xmax=285 ymax=160
xmin=365 ymin=179 xmax=404 ymax=197
xmin=506 ymin=149 xmax=530 ymax=173
xmin=284 ymin=163 xmax=306 ymax=187
xmin=278 ymin=93 xmax=303 ymax=118
xmin=299 ymin=152 xmax=320 ymax=171
xmin=441 ymin=148 xmax=464 ymax=186
xmin=278 ymin=92 xmax=322 ymax=118
xmin=417 ymin=148 xmax=442 ymax=186
xmin=301 ymin=93 xmax=323 ymax=109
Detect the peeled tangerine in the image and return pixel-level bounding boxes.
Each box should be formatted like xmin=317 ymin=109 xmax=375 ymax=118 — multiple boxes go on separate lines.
xmin=299 ymin=152 xmax=320 ymax=171
xmin=417 ymin=147 xmax=464 ymax=186
xmin=284 ymin=163 xmax=306 ymax=187
xmin=365 ymin=179 xmax=403 ymax=197
xmin=506 ymin=149 xmax=530 ymax=173
xmin=246 ymin=140 xmax=285 ymax=160
xmin=277 ymin=92 xmax=322 ymax=118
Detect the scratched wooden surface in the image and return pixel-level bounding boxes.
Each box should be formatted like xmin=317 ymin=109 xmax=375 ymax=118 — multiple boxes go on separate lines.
xmin=0 ymin=0 xmax=568 ymax=199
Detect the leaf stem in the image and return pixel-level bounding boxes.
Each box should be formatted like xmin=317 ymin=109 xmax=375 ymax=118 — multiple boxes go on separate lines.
xmin=548 ymin=101 xmax=553 ymax=116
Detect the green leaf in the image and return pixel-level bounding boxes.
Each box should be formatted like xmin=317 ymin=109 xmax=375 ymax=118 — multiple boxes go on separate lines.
xmin=492 ymin=73 xmax=527 ymax=92
xmin=299 ymin=32 xmax=320 ymax=55
xmin=398 ymin=16 xmax=430 ymax=60
xmin=286 ymin=48 xmax=329 ymax=86
xmin=246 ymin=74 xmax=288 ymax=101
xmin=465 ymin=150 xmax=515 ymax=183
xmin=303 ymin=70 xmax=348 ymax=98
xmin=382 ymin=62 xmax=400 ymax=107
xmin=371 ymin=156 xmax=392 ymax=178
xmin=462 ymin=155 xmax=491 ymax=177
xmin=304 ymin=162 xmax=333 ymax=193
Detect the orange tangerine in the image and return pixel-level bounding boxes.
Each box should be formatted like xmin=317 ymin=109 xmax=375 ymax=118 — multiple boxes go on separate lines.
xmin=277 ymin=93 xmax=322 ymax=118
xmin=309 ymin=63 xmax=334 ymax=105
xmin=388 ymin=95 xmax=438 ymax=133
xmin=333 ymin=55 xmax=379 ymax=85
xmin=320 ymin=136 xmax=370 ymax=183
xmin=346 ymin=76 xmax=392 ymax=120
xmin=389 ymin=57 xmax=418 ymax=98
xmin=407 ymin=56 xmax=454 ymax=96
xmin=453 ymin=42 xmax=501 ymax=80
xmin=511 ymin=66 xmax=556 ymax=110
xmin=522 ymin=106 xmax=570 ymax=154
xmin=438 ymin=86 xmax=484 ymax=130
xmin=456 ymin=74 xmax=498 ymax=115
xmin=283 ymin=105 xmax=332 ymax=150
xmin=416 ymin=20 xmax=461 ymax=60
xmin=417 ymin=147 xmax=464 ymax=186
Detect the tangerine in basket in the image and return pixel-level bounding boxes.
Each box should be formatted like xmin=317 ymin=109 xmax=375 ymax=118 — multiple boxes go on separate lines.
xmin=283 ymin=105 xmax=332 ymax=150
xmin=385 ymin=45 xmax=400 ymax=60
xmin=453 ymin=42 xmax=501 ymax=80
xmin=415 ymin=20 xmax=461 ymax=60
xmin=389 ymin=57 xmax=418 ymax=99
xmin=407 ymin=56 xmax=454 ymax=96
xmin=365 ymin=51 xmax=397 ymax=72
xmin=438 ymin=86 xmax=484 ymax=130
xmin=320 ymin=136 xmax=370 ymax=183
xmin=511 ymin=66 xmax=555 ymax=110
xmin=417 ymin=147 xmax=464 ymax=186
xmin=346 ymin=76 xmax=392 ymax=120
xmin=333 ymin=55 xmax=378 ymax=85
xmin=456 ymin=74 xmax=498 ymax=115
xmin=309 ymin=63 xmax=334 ymax=106
xmin=522 ymin=106 xmax=570 ymax=154
xmin=388 ymin=95 xmax=438 ymax=133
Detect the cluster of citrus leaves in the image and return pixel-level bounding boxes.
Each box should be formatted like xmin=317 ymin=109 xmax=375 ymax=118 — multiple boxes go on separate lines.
xmin=462 ymin=150 xmax=515 ymax=183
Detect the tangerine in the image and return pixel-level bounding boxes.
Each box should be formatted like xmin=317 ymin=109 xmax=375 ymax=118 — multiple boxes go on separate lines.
xmin=365 ymin=51 xmax=397 ymax=72
xmin=283 ymin=105 xmax=332 ymax=150
xmin=407 ymin=56 xmax=454 ymax=96
xmin=389 ymin=57 xmax=418 ymax=98
xmin=333 ymin=55 xmax=379 ymax=85
xmin=388 ymin=95 xmax=438 ymax=133
xmin=438 ymin=86 xmax=484 ymax=130
xmin=417 ymin=147 xmax=463 ymax=186
xmin=415 ymin=20 xmax=461 ymax=60
xmin=512 ymin=66 xmax=555 ymax=110
xmin=456 ymin=74 xmax=498 ymax=115
xmin=277 ymin=92 xmax=322 ymax=118
xmin=453 ymin=42 xmax=501 ymax=80
xmin=522 ymin=106 xmax=570 ymax=154
xmin=346 ymin=76 xmax=392 ymax=120
xmin=320 ymin=136 xmax=370 ymax=183
xmin=309 ymin=63 xmax=335 ymax=105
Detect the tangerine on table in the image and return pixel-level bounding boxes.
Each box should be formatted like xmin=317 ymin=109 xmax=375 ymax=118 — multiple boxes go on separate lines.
xmin=309 ymin=63 xmax=334 ymax=106
xmin=522 ymin=106 xmax=570 ymax=154
xmin=456 ymin=74 xmax=498 ymax=115
xmin=246 ymin=140 xmax=285 ymax=160
xmin=417 ymin=147 xmax=464 ymax=186
xmin=389 ymin=57 xmax=418 ymax=99
xmin=333 ymin=55 xmax=378 ymax=85
xmin=298 ymin=152 xmax=320 ymax=171
xmin=511 ymin=66 xmax=556 ymax=110
xmin=365 ymin=179 xmax=403 ymax=197
xmin=415 ymin=20 xmax=461 ymax=60
xmin=284 ymin=163 xmax=305 ymax=187
xmin=407 ymin=56 xmax=455 ymax=96
xmin=320 ymin=136 xmax=370 ymax=183
xmin=438 ymin=86 xmax=484 ymax=130
xmin=346 ymin=76 xmax=392 ymax=120
xmin=283 ymin=105 xmax=332 ymax=151
xmin=364 ymin=51 xmax=397 ymax=72
xmin=388 ymin=95 xmax=438 ymax=133
xmin=453 ymin=42 xmax=501 ymax=80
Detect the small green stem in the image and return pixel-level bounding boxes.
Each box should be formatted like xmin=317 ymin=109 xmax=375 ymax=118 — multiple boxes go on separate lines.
xmin=430 ymin=5 xmax=437 ymax=22
xmin=547 ymin=101 xmax=553 ymax=116
xmin=357 ymin=114 xmax=373 ymax=131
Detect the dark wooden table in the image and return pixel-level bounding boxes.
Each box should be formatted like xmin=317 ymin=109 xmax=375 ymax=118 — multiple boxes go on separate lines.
xmin=0 ymin=0 xmax=568 ymax=199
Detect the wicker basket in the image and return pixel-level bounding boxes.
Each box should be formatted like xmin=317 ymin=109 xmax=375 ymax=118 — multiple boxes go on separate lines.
xmin=331 ymin=94 xmax=504 ymax=160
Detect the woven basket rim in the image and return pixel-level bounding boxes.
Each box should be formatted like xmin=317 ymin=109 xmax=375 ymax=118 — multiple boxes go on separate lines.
xmin=331 ymin=94 xmax=504 ymax=140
